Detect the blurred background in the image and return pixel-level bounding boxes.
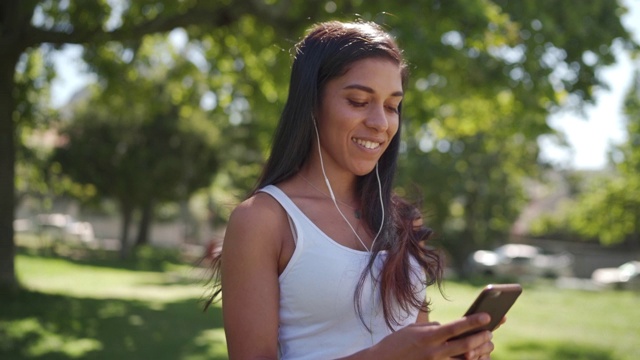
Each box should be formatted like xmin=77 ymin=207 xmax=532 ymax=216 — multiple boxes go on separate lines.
xmin=1 ymin=0 xmax=639 ymax=359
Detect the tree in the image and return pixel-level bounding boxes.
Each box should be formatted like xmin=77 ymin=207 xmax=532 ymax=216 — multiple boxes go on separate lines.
xmin=2 ymin=0 xmax=636 ymax=290
xmin=51 ymin=35 xmax=221 ymax=258
xmin=54 ymin=86 xmax=220 ymax=258
xmin=0 ymin=0 xmax=311 ymax=291
xmin=387 ymin=0 xmax=636 ymax=266
xmin=578 ymin=70 xmax=640 ymax=246
xmin=532 ymin=71 xmax=640 ymax=246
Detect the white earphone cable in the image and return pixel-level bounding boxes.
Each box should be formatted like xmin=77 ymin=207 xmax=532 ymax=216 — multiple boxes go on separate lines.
xmin=312 ymin=119 xmax=384 ymax=253
xmin=312 ymin=118 xmax=386 ymax=342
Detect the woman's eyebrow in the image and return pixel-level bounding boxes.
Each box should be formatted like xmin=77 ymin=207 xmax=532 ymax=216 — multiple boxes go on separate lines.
xmin=343 ymin=84 xmax=403 ymax=97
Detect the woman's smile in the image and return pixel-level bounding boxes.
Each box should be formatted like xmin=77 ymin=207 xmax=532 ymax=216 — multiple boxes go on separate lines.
xmin=353 ymin=137 xmax=381 ymax=149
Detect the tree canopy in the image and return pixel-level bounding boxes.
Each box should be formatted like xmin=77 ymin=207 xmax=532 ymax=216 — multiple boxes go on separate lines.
xmin=1 ymin=0 xmax=637 ymax=290
xmin=52 ymin=34 xmax=221 ymax=257
xmin=531 ymin=71 xmax=640 ymax=246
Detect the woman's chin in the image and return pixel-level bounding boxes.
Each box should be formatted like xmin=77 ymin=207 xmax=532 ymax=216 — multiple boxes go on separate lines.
xmin=351 ymin=164 xmax=378 ymax=176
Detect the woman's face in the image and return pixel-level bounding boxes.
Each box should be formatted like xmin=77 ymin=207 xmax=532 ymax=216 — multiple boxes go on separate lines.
xmin=315 ymin=57 xmax=403 ymax=176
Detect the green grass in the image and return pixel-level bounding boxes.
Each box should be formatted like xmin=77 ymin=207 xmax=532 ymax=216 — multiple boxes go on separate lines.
xmin=1 ymin=248 xmax=226 ymax=360
xmin=428 ymin=281 xmax=640 ymax=360
xmin=2 ymin=245 xmax=640 ymax=359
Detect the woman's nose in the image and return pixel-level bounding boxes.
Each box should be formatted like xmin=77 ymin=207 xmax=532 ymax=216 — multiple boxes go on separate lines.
xmin=364 ymin=105 xmax=389 ymax=132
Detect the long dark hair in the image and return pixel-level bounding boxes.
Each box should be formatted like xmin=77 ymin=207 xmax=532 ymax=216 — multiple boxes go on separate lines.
xmin=206 ymin=20 xmax=443 ymax=330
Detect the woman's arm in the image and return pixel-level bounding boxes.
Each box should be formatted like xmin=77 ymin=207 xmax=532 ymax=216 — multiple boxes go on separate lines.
xmin=416 ymin=305 xmax=430 ymax=324
xmin=221 ymin=194 xmax=290 ymax=359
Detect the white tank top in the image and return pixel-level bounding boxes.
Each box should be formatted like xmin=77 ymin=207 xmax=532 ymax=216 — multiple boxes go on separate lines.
xmin=259 ymin=185 xmax=426 ymax=360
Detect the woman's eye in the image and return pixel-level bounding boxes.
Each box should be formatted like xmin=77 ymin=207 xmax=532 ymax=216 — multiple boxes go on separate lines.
xmin=348 ymin=99 xmax=367 ymax=107
xmin=386 ymin=105 xmax=399 ymax=114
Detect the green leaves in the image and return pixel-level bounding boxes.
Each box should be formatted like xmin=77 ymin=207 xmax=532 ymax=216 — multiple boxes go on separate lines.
xmin=5 ymin=0 xmax=639 ymax=265
xmin=532 ymin=71 xmax=640 ymax=246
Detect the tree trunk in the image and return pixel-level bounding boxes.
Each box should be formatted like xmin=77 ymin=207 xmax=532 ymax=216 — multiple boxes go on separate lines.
xmin=135 ymin=201 xmax=153 ymax=247
xmin=119 ymin=203 xmax=133 ymax=259
xmin=0 ymin=50 xmax=20 ymax=293
xmin=454 ymin=190 xmax=480 ymax=275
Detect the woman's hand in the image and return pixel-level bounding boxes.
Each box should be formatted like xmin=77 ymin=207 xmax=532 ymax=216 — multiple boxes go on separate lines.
xmin=453 ymin=316 xmax=507 ymax=359
xmin=344 ymin=313 xmax=496 ymax=360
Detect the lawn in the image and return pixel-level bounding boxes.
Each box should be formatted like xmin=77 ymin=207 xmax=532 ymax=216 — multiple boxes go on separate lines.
xmin=1 ymin=245 xmax=227 ymax=360
xmin=428 ymin=281 xmax=640 ymax=360
xmin=2 ymin=244 xmax=639 ymax=359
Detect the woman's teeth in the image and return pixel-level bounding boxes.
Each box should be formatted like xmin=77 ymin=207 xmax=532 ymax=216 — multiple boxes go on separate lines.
xmin=353 ymin=138 xmax=380 ymax=149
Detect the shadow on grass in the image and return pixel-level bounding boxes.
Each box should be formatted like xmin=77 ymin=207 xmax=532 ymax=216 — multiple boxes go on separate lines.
xmin=16 ymin=243 xmax=206 ymax=274
xmin=0 ymin=289 xmax=227 ymax=360
xmin=500 ymin=340 xmax=617 ymax=360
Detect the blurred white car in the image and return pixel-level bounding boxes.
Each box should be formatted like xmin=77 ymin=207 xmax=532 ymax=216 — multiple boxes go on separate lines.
xmin=36 ymin=213 xmax=95 ymax=243
xmin=591 ymin=261 xmax=640 ymax=290
xmin=467 ymin=244 xmax=573 ymax=279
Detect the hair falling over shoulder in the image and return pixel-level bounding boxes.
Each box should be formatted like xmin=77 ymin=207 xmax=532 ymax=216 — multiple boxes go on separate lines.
xmin=202 ymin=242 xmax=223 ymax=311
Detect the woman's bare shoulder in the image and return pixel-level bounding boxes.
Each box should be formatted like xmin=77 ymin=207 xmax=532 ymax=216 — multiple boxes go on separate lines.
xmin=230 ymin=192 xmax=287 ymax=223
xmin=225 ymin=192 xmax=290 ymax=248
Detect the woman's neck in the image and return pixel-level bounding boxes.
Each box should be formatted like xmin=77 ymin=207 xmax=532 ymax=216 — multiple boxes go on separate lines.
xmin=297 ymin=163 xmax=359 ymax=207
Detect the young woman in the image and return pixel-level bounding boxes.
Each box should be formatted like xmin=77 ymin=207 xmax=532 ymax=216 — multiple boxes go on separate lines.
xmin=207 ymin=21 xmax=498 ymax=359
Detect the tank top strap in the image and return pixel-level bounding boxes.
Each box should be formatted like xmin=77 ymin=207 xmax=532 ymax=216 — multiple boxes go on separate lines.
xmin=258 ymin=185 xmax=307 ymax=221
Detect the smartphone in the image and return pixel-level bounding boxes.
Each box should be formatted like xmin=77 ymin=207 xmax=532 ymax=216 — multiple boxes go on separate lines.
xmin=450 ymin=283 xmax=522 ymax=340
